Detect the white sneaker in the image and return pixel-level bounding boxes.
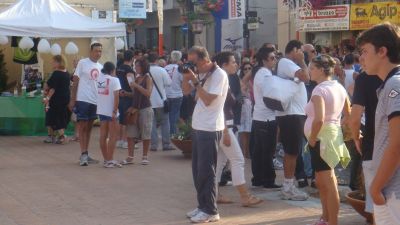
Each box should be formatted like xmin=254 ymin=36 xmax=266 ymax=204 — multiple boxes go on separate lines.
xmin=186 ymin=208 xmax=201 ymax=218
xmin=278 ymin=148 xmax=285 ymax=157
xmin=141 ymin=158 xmax=149 ymax=165
xmin=273 ymin=158 xmax=284 ymax=170
xmin=281 ymin=184 xmax=309 ymax=201
xmin=190 ymin=211 xmax=220 ymax=223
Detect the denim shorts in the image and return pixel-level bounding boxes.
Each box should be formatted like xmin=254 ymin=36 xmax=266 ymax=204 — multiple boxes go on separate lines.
xmin=75 ymin=101 xmax=97 ymax=121
xmin=98 ymin=115 xmax=112 ymax=122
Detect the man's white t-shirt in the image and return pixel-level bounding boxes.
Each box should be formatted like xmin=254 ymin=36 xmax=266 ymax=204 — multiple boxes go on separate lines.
xmin=75 ymin=58 xmax=103 ymax=105
xmin=253 ymin=67 xmax=276 ymax=122
xmin=96 ymin=74 xmax=121 ymax=117
xmin=276 ymin=58 xmax=307 ymax=116
xmin=164 ymin=64 xmax=183 ymax=98
xmin=149 ymin=65 xmax=172 ymax=108
xmin=192 ymin=67 xmax=229 ymax=132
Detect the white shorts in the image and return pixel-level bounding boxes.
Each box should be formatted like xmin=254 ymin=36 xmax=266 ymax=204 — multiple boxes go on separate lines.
xmin=362 ymin=160 xmax=374 ymax=213
xmin=374 ymin=193 xmax=400 ymax=225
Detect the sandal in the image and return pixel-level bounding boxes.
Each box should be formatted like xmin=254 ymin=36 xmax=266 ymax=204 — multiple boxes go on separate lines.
xmin=241 ymin=194 xmax=263 ymax=207
xmin=217 ymin=195 xmax=234 ymax=204
xmin=71 ymin=136 xmax=80 ymax=142
xmin=55 ymin=135 xmax=66 ymax=144
xmin=120 ymin=156 xmax=134 ymax=165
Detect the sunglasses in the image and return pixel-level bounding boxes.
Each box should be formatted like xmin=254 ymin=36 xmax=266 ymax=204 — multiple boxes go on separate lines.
xmin=243 ymin=67 xmax=252 ymax=71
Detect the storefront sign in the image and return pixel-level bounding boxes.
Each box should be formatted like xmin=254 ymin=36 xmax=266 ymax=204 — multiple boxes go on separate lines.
xmin=229 ymin=0 xmax=245 ymax=19
xmin=298 ymin=5 xmax=349 ymax=32
xmin=350 ymin=2 xmax=400 ymax=30
xmin=119 ymin=0 xmax=147 ymax=19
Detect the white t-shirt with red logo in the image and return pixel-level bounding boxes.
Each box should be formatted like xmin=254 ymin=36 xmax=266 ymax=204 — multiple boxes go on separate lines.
xmin=96 ymin=74 xmax=121 ymax=117
xmin=75 ymin=58 xmax=103 ymax=105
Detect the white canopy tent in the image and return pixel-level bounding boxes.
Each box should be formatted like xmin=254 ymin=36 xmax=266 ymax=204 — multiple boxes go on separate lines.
xmin=0 ymin=0 xmax=126 ymax=38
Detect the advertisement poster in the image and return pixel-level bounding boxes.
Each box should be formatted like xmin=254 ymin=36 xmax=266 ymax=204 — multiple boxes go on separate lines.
xmin=350 ymin=1 xmax=400 ymax=30
xmin=221 ymin=19 xmax=244 ymax=54
xmin=119 ymin=0 xmax=147 ymax=19
xmin=298 ymin=5 xmax=349 ymax=32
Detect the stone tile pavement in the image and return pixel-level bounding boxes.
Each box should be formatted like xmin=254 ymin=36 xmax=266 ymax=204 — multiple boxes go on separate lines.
xmin=0 ymin=128 xmax=366 ymax=225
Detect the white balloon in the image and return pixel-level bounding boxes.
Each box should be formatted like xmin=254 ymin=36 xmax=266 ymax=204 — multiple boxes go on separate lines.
xmin=0 ymin=36 xmax=8 ymax=45
xmin=51 ymin=43 xmax=62 ymax=55
xmin=115 ymin=38 xmax=125 ymax=50
xmin=37 ymin=39 xmax=51 ymax=53
xmin=65 ymin=42 xmax=79 ymax=55
xmin=19 ymin=37 xmax=34 ymax=50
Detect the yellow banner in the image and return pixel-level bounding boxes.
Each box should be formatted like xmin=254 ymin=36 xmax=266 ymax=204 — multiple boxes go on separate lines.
xmin=350 ymin=2 xmax=400 ymax=30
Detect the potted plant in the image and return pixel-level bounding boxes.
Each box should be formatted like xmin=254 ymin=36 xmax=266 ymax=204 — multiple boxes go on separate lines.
xmin=171 ymin=119 xmax=192 ymax=158
xmin=345 ymin=165 xmax=373 ymax=223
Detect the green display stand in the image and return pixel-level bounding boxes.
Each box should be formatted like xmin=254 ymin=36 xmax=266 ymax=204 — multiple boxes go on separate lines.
xmin=0 ymin=96 xmax=74 ymax=136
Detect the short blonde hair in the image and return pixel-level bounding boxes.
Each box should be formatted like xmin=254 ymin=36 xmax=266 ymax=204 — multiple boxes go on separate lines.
xmin=53 ymin=55 xmax=67 ymax=70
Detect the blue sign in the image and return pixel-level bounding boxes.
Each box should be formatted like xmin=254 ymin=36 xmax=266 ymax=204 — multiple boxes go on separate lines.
xmin=181 ymin=24 xmax=189 ymax=33
xmin=119 ymin=0 xmax=147 ymax=19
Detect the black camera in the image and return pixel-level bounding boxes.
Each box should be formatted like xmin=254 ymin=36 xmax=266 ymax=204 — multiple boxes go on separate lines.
xmin=178 ymin=62 xmax=196 ymax=73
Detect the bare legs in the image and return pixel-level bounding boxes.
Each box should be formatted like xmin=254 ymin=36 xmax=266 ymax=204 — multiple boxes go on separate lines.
xmin=284 ymin=154 xmax=297 ymax=179
xmin=315 ymin=170 xmax=339 ymax=225
xmin=99 ymin=120 xmax=119 ymax=161
xmin=78 ymin=120 xmax=94 ymax=153
xmin=239 ymin=132 xmax=250 ymax=158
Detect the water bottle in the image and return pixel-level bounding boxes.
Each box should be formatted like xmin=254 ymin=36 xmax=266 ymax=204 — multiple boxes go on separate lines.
xmin=22 ymin=84 xmax=27 ymax=96
xmin=13 ymin=86 xmax=18 ymax=96
xmin=36 ymin=80 xmax=42 ymax=95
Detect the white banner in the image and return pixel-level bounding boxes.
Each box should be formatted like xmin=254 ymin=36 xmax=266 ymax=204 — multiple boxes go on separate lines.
xmin=229 ymin=0 xmax=245 ymax=19
xmin=298 ymin=4 xmax=350 ymax=31
xmin=221 ymin=19 xmax=244 ymax=53
xmin=119 ymin=0 xmax=147 ymax=19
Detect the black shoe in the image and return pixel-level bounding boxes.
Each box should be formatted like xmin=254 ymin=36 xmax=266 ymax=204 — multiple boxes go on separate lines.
xmin=310 ymin=179 xmax=316 ymax=188
xmin=251 ymin=178 xmax=263 ymax=187
xmin=263 ymin=183 xmax=282 ymax=189
xmin=297 ymin=178 xmax=309 ymax=188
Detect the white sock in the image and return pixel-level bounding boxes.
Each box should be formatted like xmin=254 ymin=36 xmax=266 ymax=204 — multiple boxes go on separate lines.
xmin=283 ymin=178 xmax=294 ymax=191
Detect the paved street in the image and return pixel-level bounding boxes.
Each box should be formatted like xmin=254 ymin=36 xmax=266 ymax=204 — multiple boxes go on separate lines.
xmin=0 ymin=128 xmax=365 ymax=225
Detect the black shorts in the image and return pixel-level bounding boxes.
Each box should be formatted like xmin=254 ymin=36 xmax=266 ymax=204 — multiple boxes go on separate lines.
xmin=309 ymin=141 xmax=332 ymax=172
xmin=276 ymin=115 xmax=306 ymax=156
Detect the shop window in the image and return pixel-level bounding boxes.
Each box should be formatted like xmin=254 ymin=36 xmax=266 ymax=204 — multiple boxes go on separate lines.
xmin=146 ymin=28 xmax=159 ymax=50
xmin=171 ymin=26 xmax=187 ymax=50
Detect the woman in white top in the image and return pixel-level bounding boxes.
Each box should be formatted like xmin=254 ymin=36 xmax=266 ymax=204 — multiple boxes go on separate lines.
xmin=238 ymin=62 xmax=253 ymax=158
xmin=214 ymin=51 xmax=263 ymax=207
xmin=97 ymin=62 xmax=122 ymax=168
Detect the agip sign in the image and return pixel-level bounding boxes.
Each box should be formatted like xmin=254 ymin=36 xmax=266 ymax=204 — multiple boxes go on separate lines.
xmin=350 ymin=1 xmax=400 ymax=30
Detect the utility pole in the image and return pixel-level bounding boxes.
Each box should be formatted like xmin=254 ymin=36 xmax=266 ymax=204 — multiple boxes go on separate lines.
xmin=244 ymin=0 xmax=250 ymax=52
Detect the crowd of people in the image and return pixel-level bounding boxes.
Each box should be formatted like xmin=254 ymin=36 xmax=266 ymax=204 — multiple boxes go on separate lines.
xmin=40 ymin=22 xmax=400 ymax=225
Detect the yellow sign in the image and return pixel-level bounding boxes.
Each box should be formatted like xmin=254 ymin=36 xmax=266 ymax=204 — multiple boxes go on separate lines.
xmin=350 ymin=2 xmax=400 ymax=30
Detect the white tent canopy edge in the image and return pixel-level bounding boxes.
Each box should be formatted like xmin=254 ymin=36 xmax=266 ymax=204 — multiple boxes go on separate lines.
xmin=0 ymin=0 xmax=126 ymax=38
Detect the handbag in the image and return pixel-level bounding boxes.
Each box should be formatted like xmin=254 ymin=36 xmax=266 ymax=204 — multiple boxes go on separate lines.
xmin=124 ymin=107 xmax=139 ymax=125
xmin=149 ymin=72 xmax=169 ymax=113
xmin=262 ymin=75 xmax=300 ymax=111
xmin=124 ymin=77 xmax=144 ymax=125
